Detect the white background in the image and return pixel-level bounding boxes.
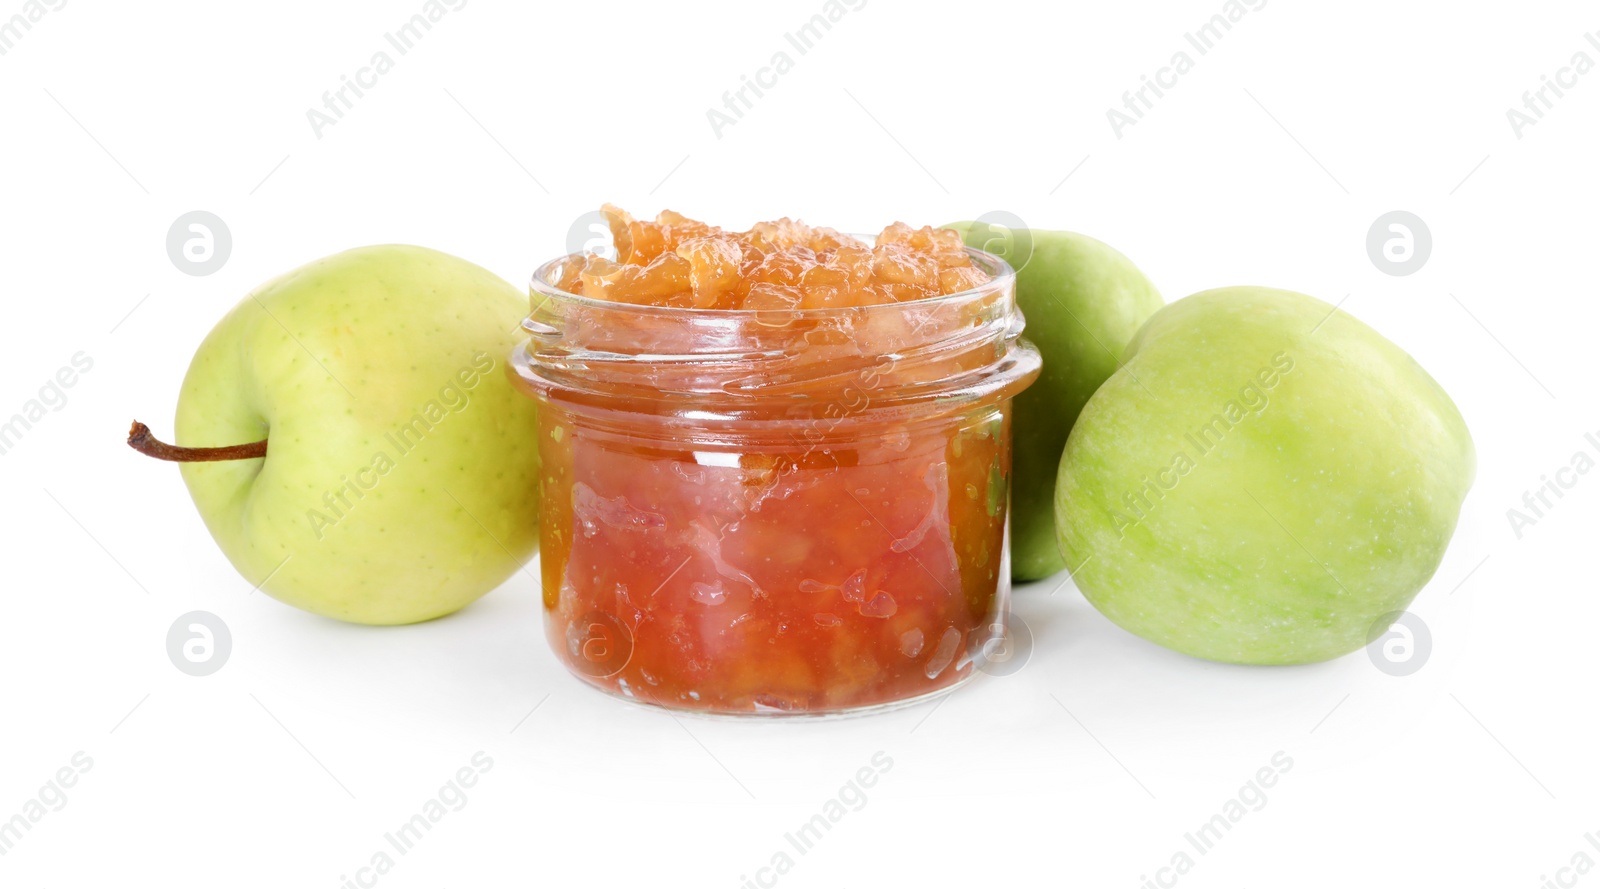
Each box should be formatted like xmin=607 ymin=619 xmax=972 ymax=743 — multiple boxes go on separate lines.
xmin=2 ymin=0 xmax=1596 ymax=886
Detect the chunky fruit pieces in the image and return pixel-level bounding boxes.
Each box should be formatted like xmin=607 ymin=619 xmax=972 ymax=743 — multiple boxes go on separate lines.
xmin=553 ymin=206 xmax=990 ymax=310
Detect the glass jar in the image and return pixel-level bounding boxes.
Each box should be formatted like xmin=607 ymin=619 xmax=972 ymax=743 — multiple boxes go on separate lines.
xmin=512 ymin=245 xmax=1040 ymax=716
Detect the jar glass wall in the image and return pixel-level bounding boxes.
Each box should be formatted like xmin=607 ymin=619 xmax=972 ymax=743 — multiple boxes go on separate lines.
xmin=512 ymin=246 xmax=1040 ymax=716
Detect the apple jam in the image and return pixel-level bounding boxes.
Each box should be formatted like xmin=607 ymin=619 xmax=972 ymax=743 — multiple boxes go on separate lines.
xmin=552 ymin=205 xmax=993 ymax=309
xmin=513 ymin=214 xmax=1040 ymax=715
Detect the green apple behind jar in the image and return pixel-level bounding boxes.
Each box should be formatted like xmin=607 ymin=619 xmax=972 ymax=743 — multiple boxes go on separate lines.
xmin=945 ymin=220 xmax=1164 ymax=581
xmin=132 ymin=246 xmax=541 ymax=625
xmin=1055 ymin=286 xmax=1475 ymax=664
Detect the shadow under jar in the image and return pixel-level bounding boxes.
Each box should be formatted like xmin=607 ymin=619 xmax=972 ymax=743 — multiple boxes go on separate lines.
xmin=512 ymin=246 xmax=1040 ymax=717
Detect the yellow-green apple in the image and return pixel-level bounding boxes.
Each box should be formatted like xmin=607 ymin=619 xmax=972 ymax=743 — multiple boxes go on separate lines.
xmin=131 ymin=246 xmax=540 ymax=625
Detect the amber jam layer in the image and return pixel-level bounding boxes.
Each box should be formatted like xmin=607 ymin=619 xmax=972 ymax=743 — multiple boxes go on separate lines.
xmin=513 ymin=246 xmax=1040 ymax=715
xmin=551 ymin=205 xmax=994 ymax=309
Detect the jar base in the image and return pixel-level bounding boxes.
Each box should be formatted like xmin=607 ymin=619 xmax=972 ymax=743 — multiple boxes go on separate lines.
xmin=558 ymin=666 xmax=983 ymax=722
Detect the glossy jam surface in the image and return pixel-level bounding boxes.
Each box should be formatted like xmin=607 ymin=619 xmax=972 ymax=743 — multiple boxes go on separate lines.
xmin=551 ymin=206 xmax=992 ymax=309
xmin=522 ymin=215 xmax=1036 ymax=715
xmin=538 ymin=404 xmax=1013 ymax=714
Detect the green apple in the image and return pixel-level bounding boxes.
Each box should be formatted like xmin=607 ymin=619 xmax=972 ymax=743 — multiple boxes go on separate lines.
xmin=150 ymin=245 xmax=540 ymax=625
xmin=946 ymin=221 xmax=1164 ymax=581
xmin=1055 ymin=286 xmax=1474 ymax=664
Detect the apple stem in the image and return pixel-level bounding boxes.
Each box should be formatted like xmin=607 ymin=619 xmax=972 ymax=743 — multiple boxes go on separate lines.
xmin=126 ymin=420 xmax=267 ymax=463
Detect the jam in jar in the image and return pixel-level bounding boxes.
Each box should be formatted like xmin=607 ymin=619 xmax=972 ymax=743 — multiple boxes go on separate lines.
xmin=513 ymin=210 xmax=1040 ymax=715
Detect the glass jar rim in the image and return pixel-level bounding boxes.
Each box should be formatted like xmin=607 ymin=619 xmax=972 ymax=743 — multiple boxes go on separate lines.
xmin=513 ymin=240 xmax=1039 ymax=434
